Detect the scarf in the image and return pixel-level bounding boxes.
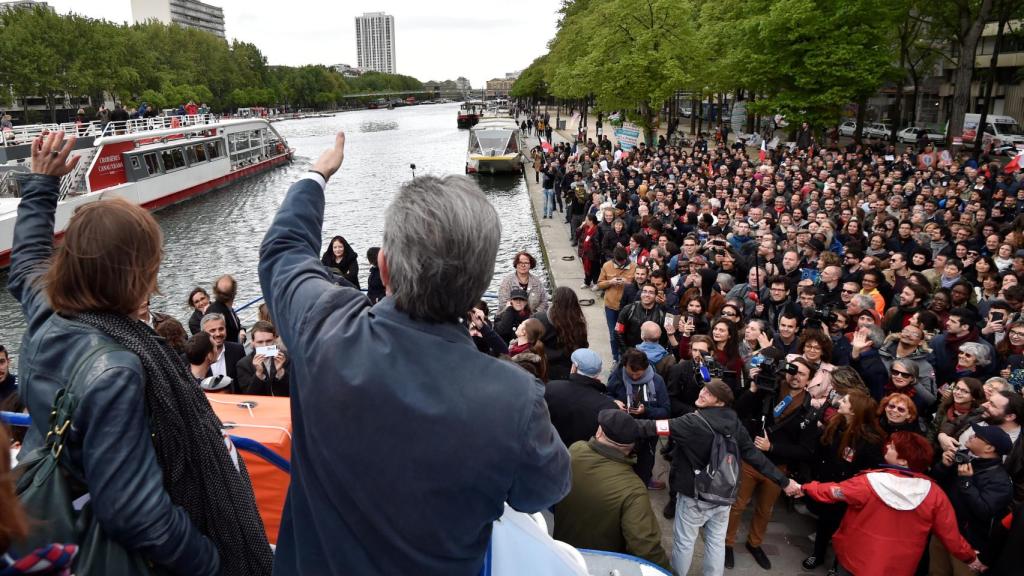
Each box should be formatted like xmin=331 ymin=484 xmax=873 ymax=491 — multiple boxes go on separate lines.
xmin=75 ymin=312 xmax=273 ymax=576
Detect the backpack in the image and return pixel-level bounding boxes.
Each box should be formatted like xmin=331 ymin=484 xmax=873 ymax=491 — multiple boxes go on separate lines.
xmin=693 ymin=410 xmax=741 ymax=506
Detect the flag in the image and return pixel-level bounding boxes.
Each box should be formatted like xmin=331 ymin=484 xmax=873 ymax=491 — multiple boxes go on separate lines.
xmin=759 ymin=139 xmax=767 ymax=163
xmin=1005 ymin=153 xmax=1023 ymax=174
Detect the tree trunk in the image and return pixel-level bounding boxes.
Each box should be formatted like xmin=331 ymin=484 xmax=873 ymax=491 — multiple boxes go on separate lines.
xmin=973 ymin=2 xmax=1009 ymax=159
xmin=947 ymin=0 xmax=994 ymax=145
xmin=891 ymin=48 xmax=907 ymax=145
xmin=909 ymin=71 xmax=921 ymax=126
xmin=854 ymin=95 xmax=868 ymax=144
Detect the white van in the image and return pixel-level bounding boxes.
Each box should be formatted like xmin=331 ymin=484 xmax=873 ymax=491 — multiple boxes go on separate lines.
xmin=962 ymin=114 xmax=1024 ymax=146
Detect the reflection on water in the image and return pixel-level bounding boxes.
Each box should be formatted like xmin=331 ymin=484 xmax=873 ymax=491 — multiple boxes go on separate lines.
xmin=0 ymin=103 xmax=543 ymax=364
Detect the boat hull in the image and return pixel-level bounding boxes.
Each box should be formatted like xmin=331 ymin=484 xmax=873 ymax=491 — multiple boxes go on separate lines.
xmin=467 ymin=155 xmax=523 ymax=174
xmin=457 ymin=114 xmax=480 ymax=129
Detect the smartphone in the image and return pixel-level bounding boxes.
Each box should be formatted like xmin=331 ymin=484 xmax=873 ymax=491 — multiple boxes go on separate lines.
xmin=256 ymin=345 xmax=279 ymax=358
xmin=991 ymin=311 xmax=1005 ymax=323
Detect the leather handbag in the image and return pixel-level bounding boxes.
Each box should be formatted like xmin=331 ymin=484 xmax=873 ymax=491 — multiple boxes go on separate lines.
xmin=14 ymin=343 xmax=163 ymax=575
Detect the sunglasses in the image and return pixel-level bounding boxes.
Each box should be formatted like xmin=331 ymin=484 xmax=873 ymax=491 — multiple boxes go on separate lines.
xmin=891 ymin=369 xmax=914 ymax=379
xmin=841 ymin=289 xmax=857 ymax=294
xmin=721 ymin=311 xmax=738 ymax=317
xmin=886 ymin=404 xmax=909 ymax=414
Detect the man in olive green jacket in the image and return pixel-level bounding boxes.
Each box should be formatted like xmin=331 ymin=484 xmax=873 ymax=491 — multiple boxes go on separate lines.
xmin=553 ymin=410 xmax=670 ymax=570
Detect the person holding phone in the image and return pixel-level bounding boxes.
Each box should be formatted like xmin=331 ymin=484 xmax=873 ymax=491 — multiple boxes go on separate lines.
xmin=235 ymin=321 xmax=289 ymax=397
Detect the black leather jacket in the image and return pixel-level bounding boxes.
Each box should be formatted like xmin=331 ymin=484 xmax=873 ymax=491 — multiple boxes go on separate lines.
xmin=9 ymin=174 xmax=219 ymax=575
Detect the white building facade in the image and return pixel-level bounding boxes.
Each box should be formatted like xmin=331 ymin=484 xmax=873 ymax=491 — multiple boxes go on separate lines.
xmin=355 ymin=12 xmax=396 ymax=74
xmin=131 ymin=0 xmax=225 ymax=38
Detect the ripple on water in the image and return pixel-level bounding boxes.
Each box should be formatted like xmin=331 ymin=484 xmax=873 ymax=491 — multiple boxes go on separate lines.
xmin=0 ymin=104 xmax=544 ymax=365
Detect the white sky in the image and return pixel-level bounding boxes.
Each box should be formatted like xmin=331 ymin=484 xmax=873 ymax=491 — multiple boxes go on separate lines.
xmin=43 ymin=0 xmax=560 ymax=87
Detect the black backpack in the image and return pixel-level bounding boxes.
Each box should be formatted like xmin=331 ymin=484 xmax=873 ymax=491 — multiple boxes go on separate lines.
xmin=693 ymin=410 xmax=741 ymax=506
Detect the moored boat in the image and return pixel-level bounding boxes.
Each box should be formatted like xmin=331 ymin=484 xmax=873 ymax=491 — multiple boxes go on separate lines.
xmin=457 ymin=100 xmax=484 ymax=129
xmin=466 ymin=118 xmax=525 ymax=175
xmin=0 ymin=114 xmax=293 ymax=268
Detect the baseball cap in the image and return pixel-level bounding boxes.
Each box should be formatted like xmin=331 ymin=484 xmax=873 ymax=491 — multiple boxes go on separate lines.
xmin=971 ymin=423 xmax=1013 ymax=456
xmin=571 ymin=348 xmax=603 ymax=377
xmin=510 ymin=288 xmax=529 ymax=301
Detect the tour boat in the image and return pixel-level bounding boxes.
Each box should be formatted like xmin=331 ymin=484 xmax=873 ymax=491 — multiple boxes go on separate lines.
xmin=457 ymin=100 xmax=485 ymax=129
xmin=0 ymin=114 xmax=293 ymax=268
xmin=465 ymin=118 xmax=524 ymax=175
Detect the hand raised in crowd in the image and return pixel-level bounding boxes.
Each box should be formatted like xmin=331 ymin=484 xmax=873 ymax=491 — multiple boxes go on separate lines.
xmin=664 ymin=315 xmax=676 ymax=335
xmin=31 ymin=130 xmax=80 ymax=177
xmin=312 ymin=130 xmax=346 ymax=181
xmin=756 ymin=332 xmax=772 ymax=351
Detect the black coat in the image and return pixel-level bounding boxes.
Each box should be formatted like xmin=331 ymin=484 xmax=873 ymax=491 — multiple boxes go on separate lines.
xmin=543 ymin=373 xmax=618 ymax=448
xmin=934 ymin=456 xmax=1014 ymax=559
xmin=235 ymin=351 xmax=290 ymax=397
xmin=188 ymin=308 xmax=204 ymax=336
xmin=321 ymin=237 xmax=360 ymax=290
xmin=665 ymin=360 xmax=702 ymax=417
xmin=494 ymin=306 xmax=530 ymax=344
xmin=207 ymin=341 xmax=246 ymax=381
xmin=734 ymin=388 xmax=820 ymax=470
xmin=812 ymin=422 xmax=883 ymax=483
xmin=534 ymin=312 xmax=587 ymax=382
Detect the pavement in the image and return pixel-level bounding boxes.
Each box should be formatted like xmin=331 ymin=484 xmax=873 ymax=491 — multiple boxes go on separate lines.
xmin=521 ymin=127 xmax=827 ymax=575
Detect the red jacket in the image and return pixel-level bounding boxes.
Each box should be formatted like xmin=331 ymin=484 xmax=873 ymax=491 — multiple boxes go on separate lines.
xmin=803 ymin=467 xmax=975 ymax=576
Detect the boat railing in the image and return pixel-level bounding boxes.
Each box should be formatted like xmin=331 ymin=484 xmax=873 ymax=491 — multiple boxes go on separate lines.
xmin=99 ymin=114 xmax=220 ymax=139
xmin=58 ymin=147 xmax=97 ymax=200
xmin=1 ymin=121 xmax=104 ymax=147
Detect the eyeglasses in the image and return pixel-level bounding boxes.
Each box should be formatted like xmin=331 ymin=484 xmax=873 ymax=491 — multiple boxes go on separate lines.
xmin=886 ymin=404 xmax=909 ymax=414
xmin=516 ymin=261 xmax=531 ymax=266
xmin=953 ymin=387 xmax=971 ymax=395
xmin=1010 ymin=331 xmax=1024 ymax=338
xmin=891 ymin=369 xmax=914 ymax=379
xmin=721 ymin=310 xmax=738 ymax=317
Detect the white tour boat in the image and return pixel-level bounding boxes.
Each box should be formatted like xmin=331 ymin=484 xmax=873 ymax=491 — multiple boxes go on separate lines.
xmin=466 ymin=118 xmax=524 ymax=175
xmin=0 ymin=114 xmax=293 ymax=268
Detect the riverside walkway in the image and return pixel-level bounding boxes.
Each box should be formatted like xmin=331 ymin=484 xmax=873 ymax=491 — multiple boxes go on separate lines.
xmin=522 ymin=127 xmax=822 ymax=576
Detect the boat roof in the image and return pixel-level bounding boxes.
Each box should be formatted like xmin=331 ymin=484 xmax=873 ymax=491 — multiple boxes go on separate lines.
xmin=472 ymin=118 xmax=519 ymax=130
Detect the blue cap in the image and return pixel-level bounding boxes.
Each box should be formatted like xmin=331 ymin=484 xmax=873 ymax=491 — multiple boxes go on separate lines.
xmin=972 ymin=423 xmax=1013 ymax=456
xmin=570 ymin=348 xmax=603 ymax=377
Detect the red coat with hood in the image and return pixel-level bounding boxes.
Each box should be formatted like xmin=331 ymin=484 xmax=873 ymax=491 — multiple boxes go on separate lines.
xmin=803 ymin=467 xmax=975 ymax=576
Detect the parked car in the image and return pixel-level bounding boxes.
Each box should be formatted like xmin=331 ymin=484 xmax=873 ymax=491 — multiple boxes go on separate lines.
xmin=863 ymin=123 xmax=892 ymax=139
xmin=897 ymin=126 xmax=945 ymax=144
xmin=838 ymin=121 xmax=857 ymax=137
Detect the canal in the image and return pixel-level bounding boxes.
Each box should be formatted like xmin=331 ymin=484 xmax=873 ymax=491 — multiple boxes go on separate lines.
xmin=0 ymin=103 xmax=543 ymax=364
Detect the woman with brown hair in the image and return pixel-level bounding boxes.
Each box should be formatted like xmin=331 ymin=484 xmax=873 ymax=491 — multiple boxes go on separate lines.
xmin=534 ymin=286 xmax=588 ymax=381
xmin=932 ymin=377 xmax=985 ymax=443
xmin=802 ymin=392 xmax=884 ymax=569
xmin=507 ymin=318 xmax=548 ymax=382
xmin=8 ymin=132 xmax=271 ymax=575
xmin=497 ymin=251 xmax=549 ymax=313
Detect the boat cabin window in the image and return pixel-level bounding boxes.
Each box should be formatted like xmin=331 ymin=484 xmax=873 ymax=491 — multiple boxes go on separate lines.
xmin=161 ymin=147 xmax=187 ymax=171
xmin=143 ymin=152 xmax=161 ymax=175
xmin=188 ymin=143 xmax=208 ymax=163
xmin=473 ymin=130 xmax=511 ymax=153
xmin=206 ymin=141 xmax=223 ymax=159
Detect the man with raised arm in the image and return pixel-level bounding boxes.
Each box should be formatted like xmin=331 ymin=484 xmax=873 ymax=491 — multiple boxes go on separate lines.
xmin=259 ymin=132 xmax=570 ymax=576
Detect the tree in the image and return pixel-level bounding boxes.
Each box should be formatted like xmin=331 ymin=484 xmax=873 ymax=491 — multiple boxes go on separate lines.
xmin=547 ymin=0 xmax=700 ymax=144
xmin=924 ymin=0 xmax=994 ymax=143
xmin=510 ymin=55 xmax=549 ymax=100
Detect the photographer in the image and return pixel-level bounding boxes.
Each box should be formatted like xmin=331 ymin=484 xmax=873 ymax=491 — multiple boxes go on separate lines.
xmin=725 ymin=356 xmax=820 ymax=569
xmin=236 ymin=321 xmax=290 ymax=397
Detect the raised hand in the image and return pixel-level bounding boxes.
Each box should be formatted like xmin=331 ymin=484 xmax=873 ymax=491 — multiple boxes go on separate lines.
xmin=312 ymin=130 xmax=346 ymax=181
xmin=31 ymin=131 xmax=80 ymax=177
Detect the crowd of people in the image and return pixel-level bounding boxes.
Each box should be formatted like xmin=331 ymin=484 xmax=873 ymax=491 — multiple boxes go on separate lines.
xmin=505 ymin=117 xmax=1024 ymax=575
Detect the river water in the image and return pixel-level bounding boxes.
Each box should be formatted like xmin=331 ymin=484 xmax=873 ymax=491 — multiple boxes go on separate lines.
xmin=0 ymin=103 xmax=543 ymax=364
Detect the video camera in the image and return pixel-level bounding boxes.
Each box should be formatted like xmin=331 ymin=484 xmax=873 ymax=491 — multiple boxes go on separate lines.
xmin=748 ymin=353 xmax=799 ymax=393
xmin=697 ymin=353 xmax=725 ymax=382
xmin=803 ymin=305 xmax=838 ymax=328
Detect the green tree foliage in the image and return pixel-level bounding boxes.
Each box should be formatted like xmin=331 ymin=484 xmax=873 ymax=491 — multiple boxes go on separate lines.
xmin=0 ymin=6 xmax=422 ymax=117
xmin=511 ymin=55 xmax=549 ymax=99
xmin=545 ymin=0 xmax=701 ymax=142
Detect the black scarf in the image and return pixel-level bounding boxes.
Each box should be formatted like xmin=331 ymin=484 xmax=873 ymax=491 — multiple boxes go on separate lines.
xmin=76 ymin=312 xmax=273 ymax=576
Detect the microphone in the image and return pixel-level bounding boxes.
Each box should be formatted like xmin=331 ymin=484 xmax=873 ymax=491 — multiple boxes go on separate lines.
xmin=697 ymin=354 xmax=711 ymax=383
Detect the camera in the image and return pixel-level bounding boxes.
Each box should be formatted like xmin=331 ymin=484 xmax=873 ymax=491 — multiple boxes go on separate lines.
xmin=953 ymin=450 xmax=972 ymax=466
xmin=804 ymin=305 xmax=838 ymax=327
xmin=748 ymin=354 xmax=799 ymax=393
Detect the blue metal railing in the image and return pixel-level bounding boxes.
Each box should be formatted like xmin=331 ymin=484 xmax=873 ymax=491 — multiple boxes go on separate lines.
xmin=1 ymin=411 xmax=290 ymax=474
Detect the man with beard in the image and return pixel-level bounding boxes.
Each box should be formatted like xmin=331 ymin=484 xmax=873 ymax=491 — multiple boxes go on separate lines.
xmin=883 ymin=284 xmax=928 ymax=334
xmin=885 ymin=251 xmax=912 ymax=295
xmin=948 ymin=391 xmax=1024 ymax=503
xmin=616 ymin=285 xmax=667 ymax=351
xmin=201 ymin=312 xmax=246 ymax=384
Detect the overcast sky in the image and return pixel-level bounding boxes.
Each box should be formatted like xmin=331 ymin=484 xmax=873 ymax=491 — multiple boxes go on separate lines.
xmin=43 ymin=0 xmax=560 ymax=87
